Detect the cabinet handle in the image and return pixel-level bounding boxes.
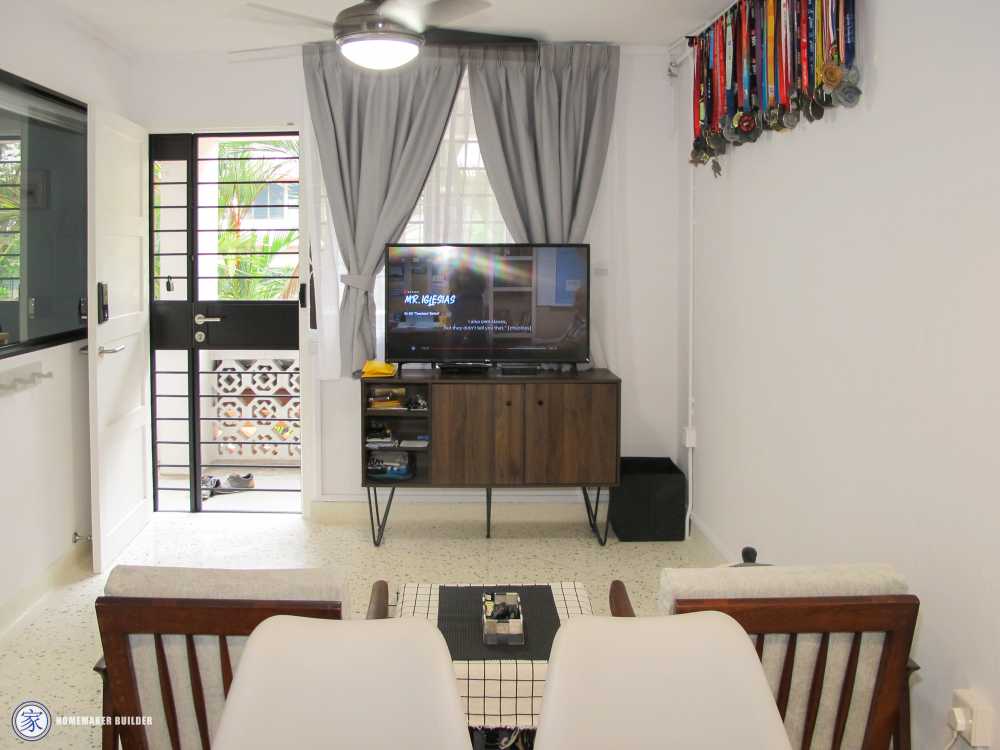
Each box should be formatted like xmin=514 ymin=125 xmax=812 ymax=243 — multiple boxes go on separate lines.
xmin=537 ymin=400 xmax=544 ymax=406
xmin=505 ymin=400 xmax=512 ymax=406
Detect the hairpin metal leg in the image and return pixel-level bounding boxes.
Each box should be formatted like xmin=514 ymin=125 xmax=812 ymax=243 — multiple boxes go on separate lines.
xmin=581 ymin=487 xmax=610 ymax=546
xmin=486 ymin=487 xmax=492 ymax=539
xmin=367 ymin=485 xmax=395 ymax=547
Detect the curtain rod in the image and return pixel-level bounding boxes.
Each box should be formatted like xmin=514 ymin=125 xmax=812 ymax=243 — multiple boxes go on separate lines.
xmin=667 ymin=0 xmax=740 ymax=53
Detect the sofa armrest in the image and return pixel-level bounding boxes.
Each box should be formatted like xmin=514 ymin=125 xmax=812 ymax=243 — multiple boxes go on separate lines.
xmin=609 ymin=580 xmax=636 ymax=617
xmin=367 ymin=580 xmax=390 ymax=619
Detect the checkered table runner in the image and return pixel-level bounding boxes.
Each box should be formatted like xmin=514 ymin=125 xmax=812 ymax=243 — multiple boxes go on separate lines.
xmin=395 ymin=582 xmax=593 ymax=729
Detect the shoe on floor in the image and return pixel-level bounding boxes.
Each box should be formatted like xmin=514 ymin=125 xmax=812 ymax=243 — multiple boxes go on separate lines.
xmin=226 ymin=473 xmax=255 ymax=489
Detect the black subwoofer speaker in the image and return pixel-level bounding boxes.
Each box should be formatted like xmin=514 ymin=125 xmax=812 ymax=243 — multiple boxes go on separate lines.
xmin=609 ymin=457 xmax=687 ymax=541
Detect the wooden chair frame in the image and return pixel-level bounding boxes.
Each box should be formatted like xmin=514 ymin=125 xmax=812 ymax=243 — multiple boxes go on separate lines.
xmin=94 ymin=581 xmax=389 ymax=750
xmin=609 ymin=581 xmax=919 ymax=750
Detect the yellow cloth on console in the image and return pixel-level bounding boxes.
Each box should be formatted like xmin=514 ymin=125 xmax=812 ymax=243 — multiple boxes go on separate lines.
xmin=361 ymin=360 xmax=398 ymax=379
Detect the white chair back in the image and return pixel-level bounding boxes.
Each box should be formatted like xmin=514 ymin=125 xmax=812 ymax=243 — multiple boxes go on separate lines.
xmin=534 ymin=612 xmax=792 ymax=750
xmin=212 ymin=616 xmax=471 ymax=750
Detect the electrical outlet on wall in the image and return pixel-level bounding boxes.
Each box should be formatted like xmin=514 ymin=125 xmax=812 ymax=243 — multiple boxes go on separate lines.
xmin=952 ymin=689 xmax=994 ymax=747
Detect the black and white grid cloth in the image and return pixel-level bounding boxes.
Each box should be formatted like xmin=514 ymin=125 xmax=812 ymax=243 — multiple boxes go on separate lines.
xmin=395 ymin=582 xmax=593 ymax=729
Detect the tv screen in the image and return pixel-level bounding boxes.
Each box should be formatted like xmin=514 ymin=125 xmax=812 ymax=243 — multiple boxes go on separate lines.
xmin=385 ymin=244 xmax=590 ymax=364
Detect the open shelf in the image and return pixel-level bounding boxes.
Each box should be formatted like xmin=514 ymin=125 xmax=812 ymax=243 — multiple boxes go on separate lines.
xmin=364 ymin=379 xmax=433 ymax=486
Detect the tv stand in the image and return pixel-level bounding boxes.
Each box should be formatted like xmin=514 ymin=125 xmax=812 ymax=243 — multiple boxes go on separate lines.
xmin=360 ymin=368 xmax=621 ymax=546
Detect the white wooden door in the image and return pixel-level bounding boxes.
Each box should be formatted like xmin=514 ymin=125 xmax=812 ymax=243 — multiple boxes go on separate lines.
xmin=87 ymin=107 xmax=152 ymax=573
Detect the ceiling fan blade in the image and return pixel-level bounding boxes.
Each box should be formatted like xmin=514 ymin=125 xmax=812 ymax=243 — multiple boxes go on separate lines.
xmin=380 ymin=0 xmax=490 ymax=33
xmin=423 ymin=26 xmax=536 ymax=46
xmin=421 ymin=0 xmax=491 ymax=26
xmin=228 ymin=44 xmax=308 ymax=63
xmin=243 ymin=2 xmax=334 ymax=31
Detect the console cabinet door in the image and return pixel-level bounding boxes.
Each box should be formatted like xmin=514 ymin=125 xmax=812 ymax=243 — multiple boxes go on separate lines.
xmin=493 ymin=384 xmax=524 ymax=485
xmin=431 ymin=384 xmax=494 ymax=485
xmin=524 ymin=383 xmax=619 ymax=485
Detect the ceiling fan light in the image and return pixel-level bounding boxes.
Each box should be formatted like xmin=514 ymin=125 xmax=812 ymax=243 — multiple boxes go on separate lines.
xmin=338 ymin=33 xmax=422 ymax=70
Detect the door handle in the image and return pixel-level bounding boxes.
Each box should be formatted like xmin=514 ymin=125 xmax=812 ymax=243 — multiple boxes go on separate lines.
xmin=98 ymin=345 xmax=126 ymax=355
xmin=194 ymin=314 xmax=223 ymax=325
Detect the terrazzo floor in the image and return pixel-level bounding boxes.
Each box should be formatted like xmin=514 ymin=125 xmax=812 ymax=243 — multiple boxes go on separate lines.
xmin=0 ymin=502 xmax=721 ymax=749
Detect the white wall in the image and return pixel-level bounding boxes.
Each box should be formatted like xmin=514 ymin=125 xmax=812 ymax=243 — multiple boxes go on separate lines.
xmin=319 ymin=47 xmax=683 ymax=499
xmin=0 ymin=0 xmax=132 ymax=116
xmin=678 ymin=1 xmax=1000 ymax=747
xmin=0 ymin=0 xmax=133 ymax=620
xmin=128 ymin=52 xmax=304 ymax=133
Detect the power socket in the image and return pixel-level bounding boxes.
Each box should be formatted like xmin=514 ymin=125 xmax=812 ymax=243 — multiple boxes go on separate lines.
xmin=953 ymin=689 xmax=994 ymax=747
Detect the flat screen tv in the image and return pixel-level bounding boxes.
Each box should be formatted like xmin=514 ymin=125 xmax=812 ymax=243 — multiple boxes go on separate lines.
xmin=385 ymin=244 xmax=590 ymax=364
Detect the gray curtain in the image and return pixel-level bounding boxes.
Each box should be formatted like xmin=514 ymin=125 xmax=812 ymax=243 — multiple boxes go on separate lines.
xmin=466 ymin=44 xmax=620 ymax=244
xmin=303 ymin=43 xmax=463 ymax=375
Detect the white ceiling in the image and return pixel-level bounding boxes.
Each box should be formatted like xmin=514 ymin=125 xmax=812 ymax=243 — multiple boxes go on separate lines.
xmin=55 ymin=0 xmax=732 ymax=56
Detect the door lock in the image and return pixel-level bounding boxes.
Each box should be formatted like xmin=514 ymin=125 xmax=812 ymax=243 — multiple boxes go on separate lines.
xmin=194 ymin=314 xmax=222 ymax=325
xmin=194 ymin=331 xmax=206 ymax=343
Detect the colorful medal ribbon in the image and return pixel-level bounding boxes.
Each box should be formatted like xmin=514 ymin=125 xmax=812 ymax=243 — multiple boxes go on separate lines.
xmin=688 ymin=0 xmax=862 ymax=165
xmin=814 ymin=0 xmax=823 ymax=89
xmin=766 ymin=0 xmax=776 ymax=106
xmin=726 ymin=11 xmax=736 ymax=116
xmin=779 ymin=0 xmax=790 ymax=108
xmin=741 ymin=0 xmax=751 ymax=111
xmin=692 ymin=37 xmax=703 ymax=138
xmin=799 ymin=0 xmax=810 ymax=93
xmin=843 ymin=0 xmax=855 ymax=66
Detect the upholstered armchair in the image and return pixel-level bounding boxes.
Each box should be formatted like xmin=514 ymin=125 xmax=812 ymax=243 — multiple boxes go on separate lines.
xmin=610 ymin=564 xmax=920 ymax=750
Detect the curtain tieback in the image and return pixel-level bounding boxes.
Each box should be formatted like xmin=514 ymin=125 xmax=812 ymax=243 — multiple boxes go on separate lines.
xmin=340 ymin=274 xmax=376 ymax=293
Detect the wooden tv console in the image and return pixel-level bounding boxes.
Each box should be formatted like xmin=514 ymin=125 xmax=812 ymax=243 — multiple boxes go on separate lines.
xmin=361 ymin=368 xmax=621 ymax=546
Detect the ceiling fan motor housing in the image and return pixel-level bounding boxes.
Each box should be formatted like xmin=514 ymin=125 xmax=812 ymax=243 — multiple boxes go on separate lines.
xmin=334 ymin=0 xmax=424 ymax=46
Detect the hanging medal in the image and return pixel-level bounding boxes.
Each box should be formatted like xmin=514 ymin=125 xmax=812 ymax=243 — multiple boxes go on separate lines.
xmin=740 ymin=3 xmax=754 ymax=141
xmin=780 ymin=0 xmax=800 ymax=128
xmin=834 ymin=0 xmax=862 ymax=106
xmin=809 ymin=0 xmax=826 ymax=119
xmin=723 ymin=11 xmax=741 ymax=143
xmin=820 ymin=0 xmax=843 ymax=91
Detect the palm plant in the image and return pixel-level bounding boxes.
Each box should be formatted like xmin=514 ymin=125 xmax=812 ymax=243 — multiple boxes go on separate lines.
xmin=213 ymin=139 xmax=300 ymax=301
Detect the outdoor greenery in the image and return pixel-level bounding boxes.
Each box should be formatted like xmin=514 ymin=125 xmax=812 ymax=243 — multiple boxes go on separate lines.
xmin=0 ymin=140 xmax=21 ymax=301
xmin=152 ymin=138 xmax=300 ymax=301
xmin=214 ymin=139 xmax=300 ymax=301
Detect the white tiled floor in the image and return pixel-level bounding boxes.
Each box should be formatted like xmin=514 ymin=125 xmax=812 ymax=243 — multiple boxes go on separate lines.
xmin=0 ymin=502 xmax=721 ymax=749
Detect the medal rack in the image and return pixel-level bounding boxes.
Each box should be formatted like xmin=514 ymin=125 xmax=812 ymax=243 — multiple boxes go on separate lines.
xmin=688 ymin=0 xmax=861 ymax=172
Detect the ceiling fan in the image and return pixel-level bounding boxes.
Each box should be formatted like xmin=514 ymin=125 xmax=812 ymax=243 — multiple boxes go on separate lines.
xmin=236 ymin=0 xmax=537 ymax=69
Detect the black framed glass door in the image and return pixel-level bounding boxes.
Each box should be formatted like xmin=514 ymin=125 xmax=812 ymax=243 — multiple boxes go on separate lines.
xmin=150 ymin=133 xmax=302 ymax=512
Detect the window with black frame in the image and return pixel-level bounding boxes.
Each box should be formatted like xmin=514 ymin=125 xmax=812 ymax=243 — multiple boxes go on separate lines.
xmin=0 ymin=70 xmax=87 ymax=357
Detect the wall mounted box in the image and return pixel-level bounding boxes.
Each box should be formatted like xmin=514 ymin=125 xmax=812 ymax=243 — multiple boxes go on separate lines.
xmin=609 ymin=457 xmax=687 ymax=541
